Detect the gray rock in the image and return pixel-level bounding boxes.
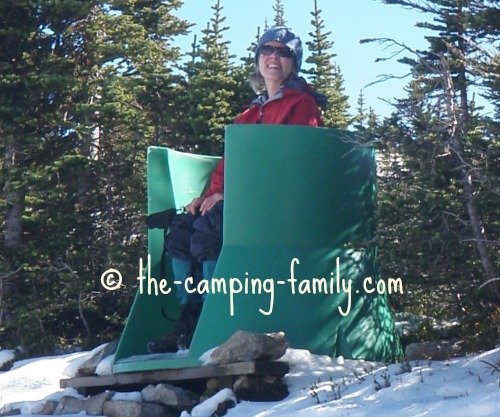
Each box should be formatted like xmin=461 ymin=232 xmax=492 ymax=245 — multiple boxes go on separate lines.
xmin=142 ymin=383 xmax=199 ymax=412
xmin=103 ymin=400 xmax=175 ymax=417
xmin=210 ymin=331 xmax=288 ymax=364
xmin=212 ymin=399 xmax=236 ymax=417
xmin=405 ymin=339 xmax=464 ymax=361
xmin=39 ymin=400 xmax=58 ymax=415
xmin=77 ymin=340 xmax=118 ymax=376
xmin=54 ymin=391 xmax=113 ymax=416
xmin=0 ymin=409 xmax=21 ymax=416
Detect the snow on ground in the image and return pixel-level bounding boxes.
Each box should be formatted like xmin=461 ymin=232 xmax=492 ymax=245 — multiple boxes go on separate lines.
xmin=0 ymin=350 xmax=15 ymax=369
xmin=0 ymin=346 xmax=498 ymax=417
xmin=0 ymin=351 xmax=88 ymax=415
xmin=223 ymin=348 xmax=500 ymax=417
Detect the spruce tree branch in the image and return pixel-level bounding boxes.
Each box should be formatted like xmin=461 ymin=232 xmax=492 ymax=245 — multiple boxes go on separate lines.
xmin=381 ymin=0 xmax=439 ymax=15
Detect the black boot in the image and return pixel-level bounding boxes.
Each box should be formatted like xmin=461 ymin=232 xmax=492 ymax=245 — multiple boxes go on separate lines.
xmin=147 ymin=303 xmax=203 ymax=353
xmin=177 ymin=302 xmax=203 ymax=349
xmin=146 ymin=331 xmax=179 ymax=353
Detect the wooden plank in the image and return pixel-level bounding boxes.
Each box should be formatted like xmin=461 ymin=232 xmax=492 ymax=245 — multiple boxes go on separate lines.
xmin=60 ymin=361 xmax=289 ymax=390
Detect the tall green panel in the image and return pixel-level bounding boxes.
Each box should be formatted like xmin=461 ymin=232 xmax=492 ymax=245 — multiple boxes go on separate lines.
xmin=113 ymin=147 xmax=221 ymax=372
xmin=113 ymin=126 xmax=402 ymax=374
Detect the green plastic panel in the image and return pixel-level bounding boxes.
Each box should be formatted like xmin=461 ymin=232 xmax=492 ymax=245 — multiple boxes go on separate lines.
xmin=113 ymin=147 xmax=221 ymax=372
xmin=113 ymin=126 xmax=402 ymax=373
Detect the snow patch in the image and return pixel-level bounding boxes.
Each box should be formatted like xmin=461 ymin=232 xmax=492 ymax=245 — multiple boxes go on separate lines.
xmin=0 ymin=349 xmax=15 ymax=368
xmin=95 ymin=353 xmax=115 ymax=376
xmin=112 ymin=391 xmax=142 ymax=402
xmin=199 ymin=346 xmax=217 ymax=365
xmin=0 ymin=347 xmax=499 ymax=417
xmin=181 ymin=388 xmax=236 ymax=417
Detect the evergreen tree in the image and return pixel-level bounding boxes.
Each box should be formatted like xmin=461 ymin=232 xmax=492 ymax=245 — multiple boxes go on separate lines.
xmin=305 ymin=0 xmax=350 ymax=128
xmin=180 ymin=0 xmax=238 ymax=155
xmin=0 ymin=0 xmax=191 ymax=352
xmin=353 ymin=90 xmax=378 ymax=137
xmin=381 ymin=0 xmax=499 ymax=297
xmin=273 ymin=0 xmax=287 ymax=26
xmin=353 ymin=90 xmax=368 ymax=131
xmin=59 ymin=0 xmax=190 ymax=350
xmin=0 ymin=0 xmax=96 ymax=350
xmin=364 ymin=0 xmax=499 ymax=349
xmin=239 ymin=26 xmax=261 ymax=76
xmin=232 ymin=27 xmax=261 ymax=114
xmin=0 ymin=1 xmax=90 ymax=254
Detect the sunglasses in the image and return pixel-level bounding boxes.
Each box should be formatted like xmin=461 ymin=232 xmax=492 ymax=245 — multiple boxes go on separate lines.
xmin=259 ymin=44 xmax=294 ymax=58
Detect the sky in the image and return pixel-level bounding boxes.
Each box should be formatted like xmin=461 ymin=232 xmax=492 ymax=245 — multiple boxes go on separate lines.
xmin=171 ymin=0 xmax=434 ymax=117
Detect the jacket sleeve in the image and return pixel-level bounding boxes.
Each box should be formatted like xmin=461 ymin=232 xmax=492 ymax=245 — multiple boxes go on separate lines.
xmin=202 ymin=157 xmax=224 ymax=198
xmin=288 ymin=94 xmax=324 ymax=127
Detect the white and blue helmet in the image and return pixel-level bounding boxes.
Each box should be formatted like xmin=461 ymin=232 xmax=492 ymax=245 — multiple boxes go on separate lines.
xmin=255 ymin=25 xmax=303 ymax=71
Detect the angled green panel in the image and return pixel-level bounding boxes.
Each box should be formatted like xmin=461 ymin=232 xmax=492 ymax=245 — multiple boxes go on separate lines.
xmin=113 ymin=126 xmax=402 ymax=373
xmin=113 ymin=147 xmax=220 ymax=372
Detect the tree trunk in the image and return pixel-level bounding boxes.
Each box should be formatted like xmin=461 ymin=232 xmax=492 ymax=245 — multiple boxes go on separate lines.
xmin=3 ymin=135 xmax=25 ymax=251
xmin=462 ymin=174 xmax=498 ymax=284
xmin=440 ymin=56 xmax=499 ymax=299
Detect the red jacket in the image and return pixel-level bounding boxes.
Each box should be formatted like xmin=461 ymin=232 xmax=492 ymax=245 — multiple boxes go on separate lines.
xmin=203 ymin=86 xmax=323 ymax=197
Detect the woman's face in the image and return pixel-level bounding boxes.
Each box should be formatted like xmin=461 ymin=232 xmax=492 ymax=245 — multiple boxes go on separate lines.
xmin=258 ymin=41 xmax=295 ymax=87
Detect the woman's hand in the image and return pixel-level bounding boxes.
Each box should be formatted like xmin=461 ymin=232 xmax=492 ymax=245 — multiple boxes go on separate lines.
xmin=185 ymin=197 xmax=204 ymax=215
xmin=186 ymin=193 xmax=223 ymax=215
xmin=199 ymin=193 xmax=223 ymax=215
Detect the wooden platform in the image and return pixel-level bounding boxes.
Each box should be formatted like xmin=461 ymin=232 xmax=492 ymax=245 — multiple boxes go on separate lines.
xmin=61 ymin=361 xmax=290 ymax=394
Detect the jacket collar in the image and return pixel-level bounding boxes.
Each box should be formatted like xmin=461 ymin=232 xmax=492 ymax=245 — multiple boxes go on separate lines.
xmin=252 ymin=75 xmax=326 ymax=107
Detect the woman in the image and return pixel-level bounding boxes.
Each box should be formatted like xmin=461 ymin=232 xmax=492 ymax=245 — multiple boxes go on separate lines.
xmin=149 ymin=26 xmax=325 ymax=353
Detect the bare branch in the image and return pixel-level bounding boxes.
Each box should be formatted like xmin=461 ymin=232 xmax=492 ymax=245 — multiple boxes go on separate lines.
xmin=478 ymin=277 xmax=500 ymax=291
xmin=47 ymin=260 xmax=92 ymax=340
xmin=364 ymin=72 xmax=412 ymax=88
xmin=0 ymin=266 xmax=23 ymax=280
xmin=360 ymin=37 xmax=422 ymax=58
xmin=458 ymin=35 xmax=498 ymax=60
xmin=441 ymin=211 xmax=469 ymax=226
xmin=461 ymin=239 xmax=500 ymax=246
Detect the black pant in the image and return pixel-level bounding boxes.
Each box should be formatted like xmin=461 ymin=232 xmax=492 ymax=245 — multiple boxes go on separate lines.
xmin=165 ymin=200 xmax=223 ymax=262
